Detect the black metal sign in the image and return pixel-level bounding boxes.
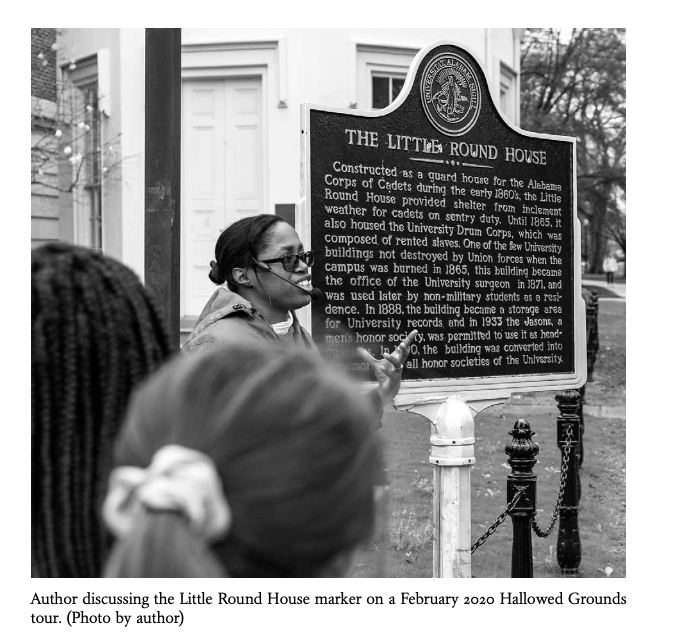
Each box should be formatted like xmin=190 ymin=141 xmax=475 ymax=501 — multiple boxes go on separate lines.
xmin=302 ymin=41 xmax=586 ymax=394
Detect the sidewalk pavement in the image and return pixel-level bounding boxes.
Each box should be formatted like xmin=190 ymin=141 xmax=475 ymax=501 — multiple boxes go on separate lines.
xmin=506 ymin=282 xmax=625 ymax=419
xmin=582 ymin=278 xmax=626 ymax=300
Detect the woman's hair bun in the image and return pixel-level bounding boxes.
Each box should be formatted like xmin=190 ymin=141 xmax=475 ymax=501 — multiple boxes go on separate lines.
xmin=208 ymin=260 xmax=223 ymax=285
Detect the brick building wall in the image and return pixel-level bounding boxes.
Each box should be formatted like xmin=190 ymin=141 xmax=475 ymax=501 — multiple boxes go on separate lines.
xmin=31 ymin=28 xmax=61 ymax=247
xmin=31 ymin=28 xmax=57 ymax=102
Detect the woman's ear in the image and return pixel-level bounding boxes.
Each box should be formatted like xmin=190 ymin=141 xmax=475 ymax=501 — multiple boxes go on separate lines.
xmin=232 ymin=267 xmax=252 ymax=288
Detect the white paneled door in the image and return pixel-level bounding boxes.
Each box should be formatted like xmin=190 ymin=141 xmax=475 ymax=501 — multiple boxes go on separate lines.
xmin=181 ymin=76 xmax=263 ymax=318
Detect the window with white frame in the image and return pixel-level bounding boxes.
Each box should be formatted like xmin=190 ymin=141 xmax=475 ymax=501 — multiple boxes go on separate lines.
xmin=499 ymin=62 xmax=518 ymax=125
xmin=64 ymin=55 xmax=103 ymax=251
xmin=371 ymin=72 xmax=405 ymax=109
xmin=80 ymin=82 xmax=102 ymax=251
xmin=353 ymin=43 xmax=418 ymax=111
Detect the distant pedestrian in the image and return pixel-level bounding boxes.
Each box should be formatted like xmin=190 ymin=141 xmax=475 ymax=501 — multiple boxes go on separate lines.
xmin=102 ymin=342 xmax=382 ymax=578
xmin=602 ymin=254 xmax=618 ymax=284
xmin=32 ymin=242 xmax=172 ymax=577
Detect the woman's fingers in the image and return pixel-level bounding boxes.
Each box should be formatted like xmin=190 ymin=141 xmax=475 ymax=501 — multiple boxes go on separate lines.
xmin=357 ymin=331 xmax=419 ymax=370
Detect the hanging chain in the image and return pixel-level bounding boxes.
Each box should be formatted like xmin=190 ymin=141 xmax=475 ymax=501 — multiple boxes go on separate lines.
xmin=469 ymin=423 xmax=574 ymax=551
xmin=471 ymin=487 xmax=526 ymax=554
xmin=531 ymin=424 xmax=572 ymax=538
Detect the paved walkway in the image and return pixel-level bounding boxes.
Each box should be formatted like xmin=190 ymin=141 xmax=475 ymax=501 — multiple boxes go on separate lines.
xmin=582 ymin=278 xmax=626 ymax=300
xmin=506 ymin=280 xmax=626 ymax=419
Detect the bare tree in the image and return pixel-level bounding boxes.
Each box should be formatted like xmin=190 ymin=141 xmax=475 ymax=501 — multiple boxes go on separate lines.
xmin=32 ymin=31 xmax=125 ymax=209
xmin=520 ymin=28 xmax=626 ymax=273
xmin=31 ymin=79 xmax=123 ymax=200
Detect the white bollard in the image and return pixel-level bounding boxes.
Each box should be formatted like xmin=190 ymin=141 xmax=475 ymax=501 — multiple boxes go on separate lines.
xmin=395 ymin=390 xmax=510 ymax=578
xmin=430 ymin=396 xmax=475 ymax=578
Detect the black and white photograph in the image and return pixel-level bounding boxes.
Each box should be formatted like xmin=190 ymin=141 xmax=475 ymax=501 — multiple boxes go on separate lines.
xmin=19 ymin=17 xmax=660 ymax=637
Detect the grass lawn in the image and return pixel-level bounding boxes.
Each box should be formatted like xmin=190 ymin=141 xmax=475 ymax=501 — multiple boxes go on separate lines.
xmin=354 ymin=297 xmax=626 ymax=578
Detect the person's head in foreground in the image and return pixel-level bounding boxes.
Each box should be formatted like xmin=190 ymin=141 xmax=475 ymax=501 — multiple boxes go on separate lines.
xmin=102 ymin=342 xmax=382 ymax=578
xmin=32 ymin=242 xmax=172 ymax=578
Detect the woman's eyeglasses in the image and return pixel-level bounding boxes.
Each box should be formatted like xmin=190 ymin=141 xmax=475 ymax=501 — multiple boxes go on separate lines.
xmin=256 ymin=250 xmax=315 ymax=272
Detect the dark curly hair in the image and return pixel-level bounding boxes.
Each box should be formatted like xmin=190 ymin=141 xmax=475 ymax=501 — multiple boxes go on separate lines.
xmin=31 ymin=242 xmax=173 ymax=577
xmin=208 ymin=214 xmax=285 ymax=290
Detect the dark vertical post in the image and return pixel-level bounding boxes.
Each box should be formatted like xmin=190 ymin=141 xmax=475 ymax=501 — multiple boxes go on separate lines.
xmin=577 ymin=385 xmax=585 ymax=468
xmin=585 ymin=291 xmax=600 ymax=382
xmin=555 ymin=390 xmax=582 ymax=574
xmin=578 ymin=289 xmax=599 ymax=467
xmin=506 ymin=419 xmax=539 ymax=578
xmin=144 ymin=28 xmax=181 ymax=343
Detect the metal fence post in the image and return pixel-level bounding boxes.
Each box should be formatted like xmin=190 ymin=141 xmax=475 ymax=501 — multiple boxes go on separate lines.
xmin=585 ymin=291 xmax=600 ymax=382
xmin=555 ymin=389 xmax=582 ymax=574
xmin=577 ymin=384 xmax=586 ymax=468
xmin=578 ymin=289 xmax=599 ymax=468
xmin=506 ymin=419 xmax=539 ymax=578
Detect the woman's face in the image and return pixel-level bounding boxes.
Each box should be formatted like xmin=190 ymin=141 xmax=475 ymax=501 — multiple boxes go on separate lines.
xmin=251 ymin=222 xmax=313 ymax=319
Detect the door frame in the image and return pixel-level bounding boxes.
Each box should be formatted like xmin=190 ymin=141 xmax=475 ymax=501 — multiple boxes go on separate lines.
xmin=180 ymin=40 xmax=279 ymax=324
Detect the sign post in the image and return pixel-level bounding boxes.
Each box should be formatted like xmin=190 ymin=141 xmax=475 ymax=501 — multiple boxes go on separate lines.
xmin=144 ymin=28 xmax=181 ymax=343
xmin=300 ymin=41 xmax=586 ymax=577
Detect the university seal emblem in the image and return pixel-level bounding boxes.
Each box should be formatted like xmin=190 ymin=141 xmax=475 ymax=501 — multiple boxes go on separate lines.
xmin=421 ymin=53 xmax=481 ymax=136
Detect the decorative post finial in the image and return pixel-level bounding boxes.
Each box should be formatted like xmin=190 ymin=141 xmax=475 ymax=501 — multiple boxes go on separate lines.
xmin=505 ymin=419 xmax=539 ymax=578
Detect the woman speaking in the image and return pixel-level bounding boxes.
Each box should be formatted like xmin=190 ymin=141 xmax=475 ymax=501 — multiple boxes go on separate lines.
xmin=181 ymin=214 xmax=417 ymax=410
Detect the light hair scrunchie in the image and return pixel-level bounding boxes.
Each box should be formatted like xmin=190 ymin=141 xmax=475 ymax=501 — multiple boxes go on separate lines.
xmin=102 ymin=445 xmax=231 ymax=542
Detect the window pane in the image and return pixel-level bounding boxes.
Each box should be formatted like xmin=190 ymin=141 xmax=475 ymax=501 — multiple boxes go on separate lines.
xmin=79 ymin=82 xmax=102 ymax=250
xmin=391 ymin=77 xmax=404 ymax=102
xmin=88 ymin=187 xmax=102 ymax=251
xmin=82 ymin=85 xmax=100 ymax=187
xmin=372 ymin=76 xmax=390 ymax=109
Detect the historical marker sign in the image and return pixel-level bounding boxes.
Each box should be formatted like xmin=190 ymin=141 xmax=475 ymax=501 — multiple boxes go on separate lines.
xmin=300 ymin=41 xmax=586 ymax=397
